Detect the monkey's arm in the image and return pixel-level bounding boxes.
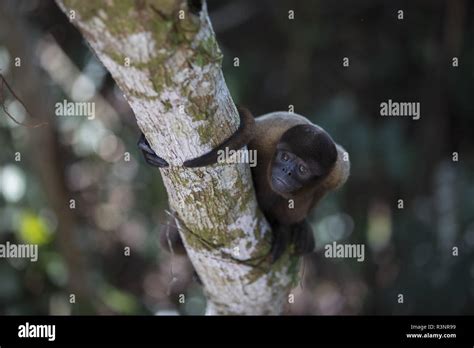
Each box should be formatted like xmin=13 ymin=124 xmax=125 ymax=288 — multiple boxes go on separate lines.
xmin=137 ymin=107 xmax=254 ymax=168
xmin=291 ymin=220 xmax=315 ymax=255
xmin=182 ymin=106 xmax=255 ymax=167
xmin=269 ymin=223 xmax=292 ymax=262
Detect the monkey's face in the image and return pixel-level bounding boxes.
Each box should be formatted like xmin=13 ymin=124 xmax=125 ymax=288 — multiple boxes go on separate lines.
xmin=270 ymin=146 xmax=314 ymax=194
xmin=270 ymin=125 xmax=338 ymax=195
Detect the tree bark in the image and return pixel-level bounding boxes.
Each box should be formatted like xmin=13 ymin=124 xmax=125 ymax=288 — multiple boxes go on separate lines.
xmin=55 ymin=0 xmax=299 ymax=315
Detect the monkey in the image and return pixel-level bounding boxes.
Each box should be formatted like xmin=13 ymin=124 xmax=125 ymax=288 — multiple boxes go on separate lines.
xmin=138 ymin=107 xmax=350 ymax=261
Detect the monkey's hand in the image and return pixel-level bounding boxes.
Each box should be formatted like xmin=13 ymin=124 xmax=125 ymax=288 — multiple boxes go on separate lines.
xmin=269 ymin=223 xmax=291 ymax=262
xmin=291 ymin=220 xmax=315 ymax=256
xmin=269 ymin=220 xmax=315 ymax=262
xmin=138 ymin=133 xmax=169 ymax=168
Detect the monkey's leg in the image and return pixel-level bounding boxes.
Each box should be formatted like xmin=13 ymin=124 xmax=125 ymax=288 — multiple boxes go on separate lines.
xmin=291 ymin=220 xmax=315 ymax=255
xmin=138 ymin=133 xmax=169 ymax=168
xmin=160 ymin=212 xmax=203 ymax=284
xmin=270 ymin=224 xmax=291 ymax=262
xmin=160 ymin=212 xmax=186 ymax=255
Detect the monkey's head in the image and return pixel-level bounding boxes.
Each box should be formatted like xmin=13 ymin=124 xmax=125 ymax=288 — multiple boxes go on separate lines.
xmin=270 ymin=125 xmax=338 ymax=196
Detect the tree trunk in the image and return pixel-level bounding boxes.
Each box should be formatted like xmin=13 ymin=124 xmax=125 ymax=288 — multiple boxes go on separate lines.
xmin=55 ymin=0 xmax=299 ymax=315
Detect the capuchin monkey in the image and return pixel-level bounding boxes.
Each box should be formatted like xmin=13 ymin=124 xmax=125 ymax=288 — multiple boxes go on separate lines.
xmin=138 ymin=107 xmax=350 ymax=261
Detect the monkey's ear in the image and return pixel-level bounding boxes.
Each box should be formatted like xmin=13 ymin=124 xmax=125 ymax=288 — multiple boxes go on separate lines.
xmin=183 ymin=106 xmax=255 ymax=167
xmin=324 ymin=144 xmax=350 ymax=190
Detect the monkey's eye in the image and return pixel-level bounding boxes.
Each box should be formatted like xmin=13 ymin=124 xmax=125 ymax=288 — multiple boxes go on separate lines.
xmin=298 ymin=165 xmax=307 ymax=174
xmin=281 ymin=152 xmax=289 ymax=161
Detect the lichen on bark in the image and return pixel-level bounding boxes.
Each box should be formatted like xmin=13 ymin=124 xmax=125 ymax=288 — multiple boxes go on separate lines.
xmin=56 ymin=0 xmax=299 ymax=315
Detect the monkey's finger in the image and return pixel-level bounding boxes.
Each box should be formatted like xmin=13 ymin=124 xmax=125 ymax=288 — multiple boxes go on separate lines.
xmin=137 ymin=133 xmax=154 ymax=153
xmin=270 ymin=227 xmax=290 ymax=263
xmin=138 ymin=133 xmax=170 ymax=167
xmin=144 ymin=153 xmax=169 ymax=167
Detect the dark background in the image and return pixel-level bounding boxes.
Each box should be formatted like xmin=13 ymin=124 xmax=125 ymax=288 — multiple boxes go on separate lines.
xmin=0 ymin=0 xmax=473 ymax=315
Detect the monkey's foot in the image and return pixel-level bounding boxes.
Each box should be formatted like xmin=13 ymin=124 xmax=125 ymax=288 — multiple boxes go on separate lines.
xmin=270 ymin=225 xmax=290 ymax=263
xmin=138 ymin=133 xmax=169 ymax=168
xmin=160 ymin=212 xmax=187 ymax=255
xmin=292 ymin=221 xmax=315 ymax=256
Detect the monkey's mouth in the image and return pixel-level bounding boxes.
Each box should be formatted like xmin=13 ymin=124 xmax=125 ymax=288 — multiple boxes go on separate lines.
xmin=271 ymin=176 xmax=293 ymax=193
